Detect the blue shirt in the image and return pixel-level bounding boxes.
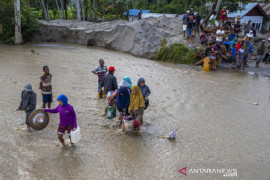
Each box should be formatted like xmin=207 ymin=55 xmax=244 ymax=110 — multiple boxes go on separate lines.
xmin=223 ymin=41 xmax=232 ymax=46
xmin=231 ymin=48 xmax=237 ymax=57
xmin=249 ymin=42 xmax=252 ymax=53
xmin=229 ymin=31 xmax=236 ymax=41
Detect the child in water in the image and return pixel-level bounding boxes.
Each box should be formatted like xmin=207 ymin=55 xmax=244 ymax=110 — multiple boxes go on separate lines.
xmin=40 ymin=65 xmax=53 ymax=109
xmin=44 ymin=94 xmax=77 ymax=146
xmin=18 ymin=83 xmax=37 ymax=130
xmin=137 ymin=78 xmax=151 ymax=110
xmin=129 ymin=85 xmax=145 ymax=135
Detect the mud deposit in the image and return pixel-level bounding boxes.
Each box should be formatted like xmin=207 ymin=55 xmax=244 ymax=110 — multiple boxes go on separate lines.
xmin=0 ymin=43 xmax=270 ymax=179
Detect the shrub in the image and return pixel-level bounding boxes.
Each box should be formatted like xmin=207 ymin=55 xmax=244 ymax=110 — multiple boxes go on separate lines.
xmin=154 ymin=38 xmax=198 ymax=64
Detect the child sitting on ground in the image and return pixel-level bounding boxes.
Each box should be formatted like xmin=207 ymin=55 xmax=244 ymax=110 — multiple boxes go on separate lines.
xmin=44 ymin=94 xmax=77 ymax=146
xmin=223 ymin=37 xmax=232 ymax=52
xmin=18 ymin=84 xmax=37 ymax=130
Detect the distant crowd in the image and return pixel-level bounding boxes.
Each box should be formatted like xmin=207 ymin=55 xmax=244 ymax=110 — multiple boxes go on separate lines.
xmin=180 ymin=6 xmax=270 ymax=71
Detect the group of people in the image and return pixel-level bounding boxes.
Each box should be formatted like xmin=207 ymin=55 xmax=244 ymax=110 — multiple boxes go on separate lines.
xmin=204 ymin=24 xmax=269 ymax=72
xmin=180 ymin=8 xmax=202 ymax=44
xmin=180 ymin=6 xmax=270 ymax=71
xmin=18 ymin=59 xmax=152 ymax=147
xmin=18 ymin=66 xmax=77 ymax=146
xmin=92 ymin=59 xmax=151 ymax=135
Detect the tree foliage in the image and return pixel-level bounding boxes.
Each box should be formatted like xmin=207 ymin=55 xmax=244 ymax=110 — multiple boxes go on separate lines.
xmin=0 ymin=0 xmax=38 ymax=44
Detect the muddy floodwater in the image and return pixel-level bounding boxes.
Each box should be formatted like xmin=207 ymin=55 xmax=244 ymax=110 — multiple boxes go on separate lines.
xmin=0 ymin=43 xmax=270 ymax=180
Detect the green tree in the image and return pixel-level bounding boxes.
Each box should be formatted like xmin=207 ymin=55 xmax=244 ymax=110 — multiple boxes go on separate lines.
xmin=0 ymin=0 xmax=38 ymax=44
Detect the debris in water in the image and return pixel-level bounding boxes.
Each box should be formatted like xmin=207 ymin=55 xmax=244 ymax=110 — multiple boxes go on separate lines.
xmin=158 ymin=130 xmax=176 ymax=140
xmin=168 ymin=130 xmax=176 ymax=140
xmin=30 ymin=49 xmax=35 ymax=54
xmin=236 ymin=99 xmax=259 ymax=106
xmin=30 ymin=49 xmax=39 ymax=55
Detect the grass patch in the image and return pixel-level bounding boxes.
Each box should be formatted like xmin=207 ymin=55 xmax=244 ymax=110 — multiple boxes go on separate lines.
xmin=154 ymin=38 xmax=199 ymax=64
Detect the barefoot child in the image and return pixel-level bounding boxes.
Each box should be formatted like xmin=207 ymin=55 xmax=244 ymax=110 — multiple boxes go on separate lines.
xmin=92 ymin=59 xmax=108 ymax=98
xmin=40 ymin=66 xmax=52 ymax=109
xmin=18 ymin=84 xmax=37 ymax=130
xmin=235 ymin=45 xmax=244 ymax=73
xmin=44 ymin=94 xmax=77 ymax=146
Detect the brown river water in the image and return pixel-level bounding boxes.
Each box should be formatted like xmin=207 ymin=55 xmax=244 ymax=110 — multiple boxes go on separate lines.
xmin=0 ymin=43 xmax=270 ymax=180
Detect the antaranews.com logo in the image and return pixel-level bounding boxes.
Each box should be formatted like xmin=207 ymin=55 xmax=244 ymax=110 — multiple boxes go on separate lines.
xmin=179 ymin=167 xmax=237 ymax=177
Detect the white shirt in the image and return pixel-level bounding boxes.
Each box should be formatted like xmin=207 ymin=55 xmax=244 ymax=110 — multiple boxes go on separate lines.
xmin=216 ymin=30 xmax=225 ymax=41
xmin=210 ymin=15 xmax=216 ymax=21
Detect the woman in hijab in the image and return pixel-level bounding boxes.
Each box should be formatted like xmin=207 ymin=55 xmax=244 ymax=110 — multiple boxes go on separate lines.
xmin=116 ymin=80 xmax=130 ymax=121
xmin=123 ymin=76 xmax=132 ymax=88
xmin=129 ymin=85 xmax=145 ymax=135
xmin=45 ymin=94 xmax=77 ymax=146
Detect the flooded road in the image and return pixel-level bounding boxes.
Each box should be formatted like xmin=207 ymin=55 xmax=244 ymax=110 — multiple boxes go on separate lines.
xmin=0 ymin=43 xmax=270 ymax=179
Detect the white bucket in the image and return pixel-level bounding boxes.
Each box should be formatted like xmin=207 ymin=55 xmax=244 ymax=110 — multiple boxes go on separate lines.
xmin=70 ymin=127 xmax=81 ymax=144
xmin=123 ymin=120 xmax=134 ymax=132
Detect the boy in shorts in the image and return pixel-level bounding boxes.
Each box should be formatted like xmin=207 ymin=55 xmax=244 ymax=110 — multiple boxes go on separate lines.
xmin=186 ymin=15 xmax=194 ymax=44
xmin=40 ymin=66 xmax=52 ymax=109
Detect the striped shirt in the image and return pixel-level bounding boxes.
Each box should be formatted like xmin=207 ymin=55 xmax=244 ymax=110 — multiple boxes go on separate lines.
xmin=93 ymin=66 xmax=107 ymax=83
xmin=40 ymin=74 xmax=52 ymax=94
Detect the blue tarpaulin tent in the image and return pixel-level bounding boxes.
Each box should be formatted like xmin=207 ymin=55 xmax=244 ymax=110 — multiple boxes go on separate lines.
xmin=124 ymin=9 xmax=151 ymax=16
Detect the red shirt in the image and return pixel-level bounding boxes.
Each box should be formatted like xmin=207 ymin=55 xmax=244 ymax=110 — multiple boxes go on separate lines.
xmin=236 ymin=43 xmax=241 ymax=51
xmin=220 ymin=10 xmax=227 ymax=20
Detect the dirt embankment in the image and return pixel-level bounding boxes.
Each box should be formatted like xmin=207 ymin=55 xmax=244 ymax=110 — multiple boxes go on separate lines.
xmin=30 ymin=17 xmax=195 ymax=58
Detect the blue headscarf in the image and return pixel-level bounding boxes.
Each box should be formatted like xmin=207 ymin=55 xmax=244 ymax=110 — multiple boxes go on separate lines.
xmin=123 ymin=76 xmax=132 ymax=88
xmin=137 ymin=77 xmax=145 ymax=86
xmin=116 ymin=87 xmax=130 ymax=109
xmin=57 ymin=94 xmax=68 ymax=107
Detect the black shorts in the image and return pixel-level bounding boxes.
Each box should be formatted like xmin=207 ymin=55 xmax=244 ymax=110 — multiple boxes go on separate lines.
xmin=42 ymin=93 xmax=53 ymax=104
